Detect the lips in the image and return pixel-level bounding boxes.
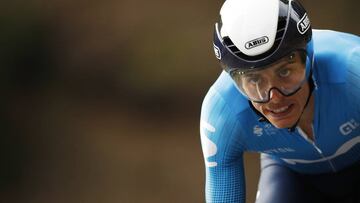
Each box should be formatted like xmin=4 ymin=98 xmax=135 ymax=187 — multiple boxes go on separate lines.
xmin=266 ymin=104 xmax=294 ymax=118
xmin=272 ymin=105 xmax=290 ymax=113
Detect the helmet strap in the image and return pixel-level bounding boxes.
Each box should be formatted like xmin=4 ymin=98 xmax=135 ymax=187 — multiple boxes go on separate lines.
xmin=288 ymin=70 xmax=315 ymax=132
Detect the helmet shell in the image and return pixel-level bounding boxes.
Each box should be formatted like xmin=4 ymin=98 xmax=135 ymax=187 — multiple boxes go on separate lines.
xmin=213 ymin=0 xmax=313 ymax=73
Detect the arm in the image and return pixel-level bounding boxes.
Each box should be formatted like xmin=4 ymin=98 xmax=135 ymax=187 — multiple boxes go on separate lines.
xmin=346 ymin=36 xmax=360 ymax=101
xmin=200 ymin=89 xmax=246 ymax=203
xmin=204 ymin=155 xmax=245 ymax=202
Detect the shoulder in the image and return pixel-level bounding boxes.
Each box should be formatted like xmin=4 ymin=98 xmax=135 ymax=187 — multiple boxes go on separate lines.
xmin=200 ymin=71 xmax=252 ymax=129
xmin=312 ymin=29 xmax=360 ymax=51
xmin=313 ymin=29 xmax=360 ymax=46
xmin=200 ymin=71 xmax=254 ymax=166
xmin=312 ymin=29 xmax=360 ymax=84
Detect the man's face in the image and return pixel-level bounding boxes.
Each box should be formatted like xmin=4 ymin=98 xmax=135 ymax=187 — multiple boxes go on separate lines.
xmin=251 ymin=81 xmax=310 ymax=128
xmin=247 ymin=53 xmax=309 ymax=128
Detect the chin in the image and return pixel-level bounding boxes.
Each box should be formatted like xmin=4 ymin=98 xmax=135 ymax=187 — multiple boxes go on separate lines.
xmin=268 ymin=118 xmax=297 ymax=129
xmin=271 ymin=122 xmax=293 ymax=129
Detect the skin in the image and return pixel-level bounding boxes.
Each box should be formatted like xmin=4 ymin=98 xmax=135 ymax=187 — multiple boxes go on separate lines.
xmin=252 ymin=83 xmax=314 ymax=132
xmin=249 ymin=55 xmax=315 ymax=139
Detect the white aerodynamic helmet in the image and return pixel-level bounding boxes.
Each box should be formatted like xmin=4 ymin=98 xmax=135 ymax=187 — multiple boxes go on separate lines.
xmin=213 ymin=0 xmax=314 ymax=102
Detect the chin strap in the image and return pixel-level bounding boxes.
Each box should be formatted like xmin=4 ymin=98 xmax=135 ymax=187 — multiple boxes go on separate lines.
xmin=249 ymin=72 xmax=315 ymax=132
xmin=287 ymin=77 xmax=314 ymax=132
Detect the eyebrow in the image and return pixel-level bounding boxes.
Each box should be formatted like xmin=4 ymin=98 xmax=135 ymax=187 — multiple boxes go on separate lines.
xmin=274 ymin=62 xmax=290 ymax=72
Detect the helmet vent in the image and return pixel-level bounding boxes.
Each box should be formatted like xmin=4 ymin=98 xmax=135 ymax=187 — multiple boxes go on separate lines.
xmin=274 ymin=17 xmax=287 ymax=44
xmin=223 ymin=37 xmax=237 ymax=51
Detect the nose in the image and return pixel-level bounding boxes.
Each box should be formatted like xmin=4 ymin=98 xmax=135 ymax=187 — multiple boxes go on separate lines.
xmin=269 ymin=88 xmax=285 ymax=103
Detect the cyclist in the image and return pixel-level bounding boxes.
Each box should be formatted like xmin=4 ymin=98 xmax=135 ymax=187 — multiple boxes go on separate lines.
xmin=200 ymin=0 xmax=360 ymax=202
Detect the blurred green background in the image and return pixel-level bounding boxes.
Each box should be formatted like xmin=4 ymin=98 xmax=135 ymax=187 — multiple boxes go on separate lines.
xmin=1 ymin=0 xmax=359 ymax=202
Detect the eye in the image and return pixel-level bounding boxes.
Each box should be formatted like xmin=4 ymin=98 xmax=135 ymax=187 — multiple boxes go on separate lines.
xmin=246 ymin=76 xmax=261 ymax=85
xmin=278 ymin=68 xmax=291 ymax=78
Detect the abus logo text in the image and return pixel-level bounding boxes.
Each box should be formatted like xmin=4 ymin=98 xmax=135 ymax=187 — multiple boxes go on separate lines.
xmin=339 ymin=119 xmax=359 ymax=135
xmin=213 ymin=44 xmax=221 ymax=59
xmin=245 ymin=36 xmax=269 ymax=49
xmin=297 ymin=13 xmax=310 ymax=34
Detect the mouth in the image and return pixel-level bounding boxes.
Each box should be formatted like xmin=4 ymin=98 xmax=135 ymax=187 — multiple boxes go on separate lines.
xmin=266 ymin=104 xmax=294 ymax=118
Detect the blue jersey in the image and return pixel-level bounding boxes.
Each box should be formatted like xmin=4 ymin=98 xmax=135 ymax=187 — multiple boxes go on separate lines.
xmin=200 ymin=30 xmax=360 ymax=203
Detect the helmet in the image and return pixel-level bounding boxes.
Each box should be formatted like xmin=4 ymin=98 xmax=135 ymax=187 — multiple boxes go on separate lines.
xmin=213 ymin=0 xmax=314 ymax=103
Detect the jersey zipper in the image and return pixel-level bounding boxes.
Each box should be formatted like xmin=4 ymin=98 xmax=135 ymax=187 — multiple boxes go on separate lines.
xmin=297 ymin=126 xmax=337 ymax=172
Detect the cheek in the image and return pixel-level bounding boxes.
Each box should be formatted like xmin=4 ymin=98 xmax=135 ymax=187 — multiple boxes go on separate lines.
xmin=297 ymin=85 xmax=310 ymax=105
xmin=252 ymin=103 xmax=264 ymax=113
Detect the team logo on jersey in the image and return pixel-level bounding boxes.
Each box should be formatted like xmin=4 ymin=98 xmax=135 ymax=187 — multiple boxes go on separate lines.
xmin=245 ymin=36 xmax=269 ymax=49
xmin=339 ymin=119 xmax=359 ymax=135
xmin=264 ymin=123 xmax=277 ymax=135
xmin=253 ymin=125 xmax=263 ymax=136
xmin=213 ymin=43 xmax=221 ymax=59
xmin=297 ymin=13 xmax=310 ymax=34
xmin=200 ymin=120 xmax=218 ymax=167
